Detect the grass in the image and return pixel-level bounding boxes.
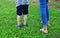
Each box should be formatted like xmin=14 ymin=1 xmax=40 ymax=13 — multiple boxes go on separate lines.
xmin=54 ymin=2 xmax=60 ymax=8
xmin=0 ymin=0 xmax=60 ymax=38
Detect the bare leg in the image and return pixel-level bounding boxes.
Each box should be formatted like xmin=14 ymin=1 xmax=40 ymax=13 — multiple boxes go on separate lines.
xmin=24 ymin=15 xmax=27 ymax=25
xmin=17 ymin=15 xmax=21 ymax=26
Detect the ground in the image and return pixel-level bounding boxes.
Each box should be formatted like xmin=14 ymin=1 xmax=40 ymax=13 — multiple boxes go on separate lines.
xmin=0 ymin=0 xmax=60 ymax=38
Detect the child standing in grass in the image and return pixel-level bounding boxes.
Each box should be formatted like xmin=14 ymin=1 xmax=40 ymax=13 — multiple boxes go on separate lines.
xmin=16 ymin=0 xmax=29 ymax=27
xmin=40 ymin=0 xmax=50 ymax=33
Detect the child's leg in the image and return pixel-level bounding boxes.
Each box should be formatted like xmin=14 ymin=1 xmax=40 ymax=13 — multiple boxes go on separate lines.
xmin=16 ymin=5 xmax=22 ymax=26
xmin=46 ymin=2 xmax=50 ymax=26
xmin=40 ymin=8 xmax=48 ymax=33
xmin=24 ymin=15 xmax=27 ymax=25
xmin=40 ymin=0 xmax=47 ymax=26
xmin=46 ymin=3 xmax=49 ymax=21
xmin=23 ymin=5 xmax=28 ymax=26
xmin=40 ymin=0 xmax=48 ymax=33
xmin=17 ymin=15 xmax=21 ymax=25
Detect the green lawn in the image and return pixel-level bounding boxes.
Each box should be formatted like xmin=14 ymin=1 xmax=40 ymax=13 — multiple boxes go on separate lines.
xmin=0 ymin=0 xmax=60 ymax=38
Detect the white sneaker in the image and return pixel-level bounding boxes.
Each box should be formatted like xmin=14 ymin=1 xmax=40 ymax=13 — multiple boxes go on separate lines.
xmin=40 ymin=29 xmax=48 ymax=34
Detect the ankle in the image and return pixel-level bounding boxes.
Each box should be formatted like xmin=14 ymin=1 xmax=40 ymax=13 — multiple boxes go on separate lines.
xmin=17 ymin=24 xmax=20 ymax=25
xmin=24 ymin=23 xmax=26 ymax=25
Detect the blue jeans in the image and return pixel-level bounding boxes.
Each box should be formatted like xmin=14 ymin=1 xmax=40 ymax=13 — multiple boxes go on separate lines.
xmin=40 ymin=0 xmax=49 ymax=26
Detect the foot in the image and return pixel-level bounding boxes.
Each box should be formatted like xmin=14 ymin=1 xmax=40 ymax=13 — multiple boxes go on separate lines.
xmin=16 ymin=24 xmax=21 ymax=27
xmin=40 ymin=28 xmax=48 ymax=34
xmin=23 ymin=24 xmax=28 ymax=27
